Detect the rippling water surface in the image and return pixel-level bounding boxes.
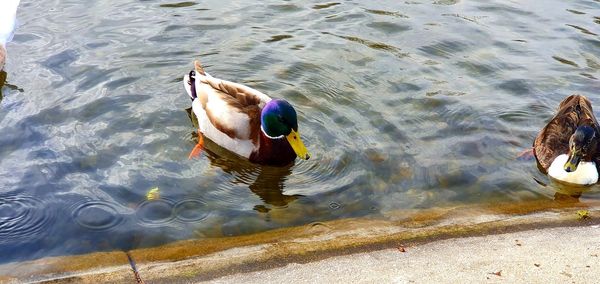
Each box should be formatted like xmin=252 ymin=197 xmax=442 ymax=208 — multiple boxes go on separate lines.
xmin=1 ymin=0 xmax=600 ymax=264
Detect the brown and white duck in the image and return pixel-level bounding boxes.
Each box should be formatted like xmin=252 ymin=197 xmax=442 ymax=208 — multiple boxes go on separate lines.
xmin=534 ymin=95 xmax=600 ymax=185
xmin=183 ymin=60 xmax=310 ymax=166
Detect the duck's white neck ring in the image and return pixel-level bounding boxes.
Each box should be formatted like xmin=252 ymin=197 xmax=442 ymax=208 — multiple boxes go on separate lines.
xmin=261 ymin=126 xmax=285 ymax=139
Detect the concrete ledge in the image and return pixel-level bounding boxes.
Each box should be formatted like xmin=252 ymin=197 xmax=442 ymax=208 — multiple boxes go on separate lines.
xmin=206 ymin=225 xmax=600 ymax=283
xmin=1 ymin=199 xmax=599 ymax=283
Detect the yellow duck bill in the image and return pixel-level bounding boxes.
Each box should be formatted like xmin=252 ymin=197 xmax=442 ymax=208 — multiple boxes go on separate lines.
xmin=286 ymin=129 xmax=310 ymax=160
xmin=563 ymin=152 xmax=581 ymax=172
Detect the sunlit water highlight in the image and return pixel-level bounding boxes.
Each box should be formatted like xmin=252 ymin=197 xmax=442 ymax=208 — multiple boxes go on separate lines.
xmin=0 ymin=0 xmax=599 ymax=265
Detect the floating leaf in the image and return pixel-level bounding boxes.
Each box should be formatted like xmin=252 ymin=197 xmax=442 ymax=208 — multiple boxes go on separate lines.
xmin=146 ymin=187 xmax=160 ymax=201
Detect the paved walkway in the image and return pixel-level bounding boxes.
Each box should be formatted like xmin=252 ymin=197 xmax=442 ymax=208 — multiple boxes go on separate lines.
xmin=205 ymin=226 xmax=600 ymax=283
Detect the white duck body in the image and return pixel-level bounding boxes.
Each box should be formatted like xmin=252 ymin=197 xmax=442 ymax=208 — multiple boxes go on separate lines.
xmin=548 ymin=154 xmax=599 ymax=185
xmin=0 ymin=0 xmax=20 ymax=46
xmin=183 ymin=65 xmax=272 ymax=159
xmin=0 ymin=0 xmax=20 ymax=69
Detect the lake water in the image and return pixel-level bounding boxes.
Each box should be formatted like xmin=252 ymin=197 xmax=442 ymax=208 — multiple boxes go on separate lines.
xmin=1 ymin=0 xmax=599 ymax=265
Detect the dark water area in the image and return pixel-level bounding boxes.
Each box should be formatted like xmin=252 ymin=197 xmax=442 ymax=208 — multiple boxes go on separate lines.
xmin=1 ymin=0 xmax=600 ymax=265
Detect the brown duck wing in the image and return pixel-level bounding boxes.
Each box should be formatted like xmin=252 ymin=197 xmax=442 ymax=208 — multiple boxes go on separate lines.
xmin=195 ymin=60 xmax=271 ymax=107
xmin=192 ymin=60 xmax=272 ymax=144
xmin=534 ymin=95 xmax=599 ymax=171
xmin=203 ymin=78 xmax=264 ymax=142
xmin=203 ymin=78 xmax=263 ymax=108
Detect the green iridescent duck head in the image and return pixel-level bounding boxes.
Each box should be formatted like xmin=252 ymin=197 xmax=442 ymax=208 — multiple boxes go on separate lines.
xmin=261 ymin=99 xmax=310 ymax=160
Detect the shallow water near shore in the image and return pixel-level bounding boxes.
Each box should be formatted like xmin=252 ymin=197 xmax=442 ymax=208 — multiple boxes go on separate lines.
xmin=1 ymin=0 xmax=600 ymax=265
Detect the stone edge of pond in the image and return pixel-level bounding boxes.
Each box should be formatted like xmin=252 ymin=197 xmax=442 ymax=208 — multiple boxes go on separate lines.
xmin=1 ymin=199 xmax=599 ymax=283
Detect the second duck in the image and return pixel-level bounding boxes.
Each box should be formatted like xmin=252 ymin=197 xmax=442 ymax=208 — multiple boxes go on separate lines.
xmin=534 ymin=95 xmax=600 ymax=185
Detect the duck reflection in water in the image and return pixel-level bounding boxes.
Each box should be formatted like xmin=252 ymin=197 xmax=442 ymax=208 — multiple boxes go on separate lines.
xmin=534 ymin=176 xmax=590 ymax=203
xmin=186 ymin=107 xmax=302 ymax=212
xmin=551 ymin=181 xmax=591 ymax=203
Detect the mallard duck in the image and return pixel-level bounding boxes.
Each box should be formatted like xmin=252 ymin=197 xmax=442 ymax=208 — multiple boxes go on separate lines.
xmin=0 ymin=0 xmax=20 ymax=70
xmin=183 ymin=60 xmax=310 ymax=166
xmin=533 ymin=95 xmax=600 ymax=185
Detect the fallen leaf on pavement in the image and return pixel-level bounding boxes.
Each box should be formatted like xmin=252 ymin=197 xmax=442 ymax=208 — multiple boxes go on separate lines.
xmin=560 ymin=271 xmax=572 ymax=278
xmin=577 ymin=210 xmax=589 ymax=220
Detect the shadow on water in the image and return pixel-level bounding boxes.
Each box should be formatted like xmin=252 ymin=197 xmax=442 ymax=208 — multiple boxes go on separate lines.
xmin=549 ymin=179 xmax=594 ymax=203
xmin=205 ymin=147 xmax=301 ymax=211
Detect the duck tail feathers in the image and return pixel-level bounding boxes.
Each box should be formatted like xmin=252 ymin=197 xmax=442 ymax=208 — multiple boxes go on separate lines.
xmin=194 ymin=60 xmax=206 ymax=76
xmin=184 ymin=60 xmax=212 ymax=100
xmin=184 ymin=70 xmax=197 ymax=100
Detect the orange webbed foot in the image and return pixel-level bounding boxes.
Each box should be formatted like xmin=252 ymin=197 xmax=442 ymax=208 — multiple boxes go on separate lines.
xmin=188 ymin=131 xmax=204 ymax=159
xmin=516 ymin=148 xmax=535 ymax=161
